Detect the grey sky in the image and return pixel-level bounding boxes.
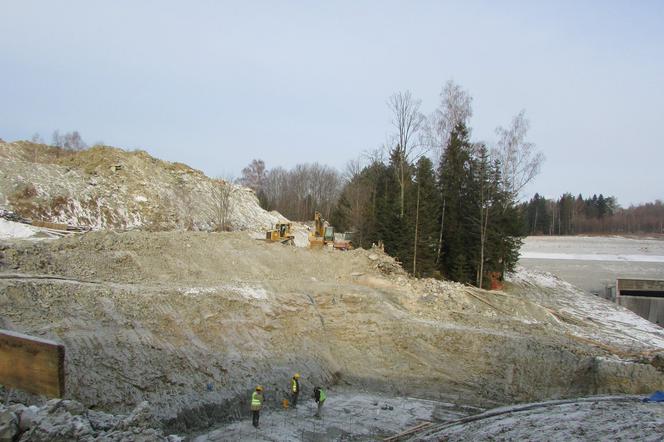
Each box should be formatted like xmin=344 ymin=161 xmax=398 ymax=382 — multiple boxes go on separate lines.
xmin=2 ymin=1 xmax=662 ymax=206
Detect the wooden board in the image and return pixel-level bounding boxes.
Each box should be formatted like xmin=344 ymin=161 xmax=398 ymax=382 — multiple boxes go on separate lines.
xmin=0 ymin=329 xmax=65 ymax=398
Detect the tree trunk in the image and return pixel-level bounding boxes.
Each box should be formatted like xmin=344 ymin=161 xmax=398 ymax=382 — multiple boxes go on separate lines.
xmin=413 ymin=181 xmax=420 ymax=274
xmin=435 ymin=198 xmax=446 ymax=265
xmin=478 ymin=206 xmax=489 ymax=289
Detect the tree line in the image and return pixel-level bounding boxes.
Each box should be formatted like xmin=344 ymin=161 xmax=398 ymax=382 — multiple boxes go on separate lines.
xmin=240 ymin=81 xmax=544 ymax=288
xmin=522 ymin=193 xmax=664 ymax=235
xmin=238 ymin=159 xmax=341 ymax=222
xmin=30 ymin=130 xmax=89 ymax=151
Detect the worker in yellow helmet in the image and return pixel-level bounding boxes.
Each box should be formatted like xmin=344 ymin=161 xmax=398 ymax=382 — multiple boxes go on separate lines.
xmin=290 ymin=373 xmax=301 ymax=408
xmin=251 ymin=385 xmax=264 ymax=428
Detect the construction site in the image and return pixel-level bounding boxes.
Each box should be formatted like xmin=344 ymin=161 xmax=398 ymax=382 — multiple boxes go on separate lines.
xmin=1 ymin=141 xmax=664 ymax=441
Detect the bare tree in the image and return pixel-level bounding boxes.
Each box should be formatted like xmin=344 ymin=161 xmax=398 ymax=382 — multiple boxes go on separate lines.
xmin=211 ymin=178 xmax=236 ymax=231
xmin=50 ymin=130 xmax=87 ymax=150
xmin=238 ymin=159 xmax=267 ymax=192
xmin=492 ymin=110 xmax=544 ymax=201
xmin=388 ymin=90 xmax=426 ymax=217
xmin=51 ymin=130 xmax=62 ymax=147
xmin=62 ymin=131 xmax=87 ymax=150
xmin=259 ymin=163 xmax=341 ymax=221
xmin=31 ymin=133 xmax=43 ymax=144
xmin=428 ymin=80 xmax=473 ymax=162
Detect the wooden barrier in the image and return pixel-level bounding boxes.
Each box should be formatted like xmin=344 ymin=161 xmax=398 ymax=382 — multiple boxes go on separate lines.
xmin=0 ymin=329 xmax=65 ymax=398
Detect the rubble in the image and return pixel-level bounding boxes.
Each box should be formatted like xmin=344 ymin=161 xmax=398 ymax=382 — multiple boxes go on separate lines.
xmin=0 ymin=400 xmax=182 ymax=441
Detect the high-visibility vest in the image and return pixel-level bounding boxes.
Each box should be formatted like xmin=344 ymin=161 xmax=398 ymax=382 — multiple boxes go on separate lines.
xmin=319 ymin=389 xmax=326 ymax=402
xmin=251 ymin=392 xmax=263 ymax=410
xmin=291 ymin=379 xmax=298 ymax=393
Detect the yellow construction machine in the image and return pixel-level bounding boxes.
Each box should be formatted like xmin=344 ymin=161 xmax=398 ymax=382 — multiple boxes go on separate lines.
xmin=308 ymin=211 xmax=353 ymax=250
xmin=308 ymin=212 xmax=333 ymax=248
xmin=265 ymin=222 xmax=295 ymax=245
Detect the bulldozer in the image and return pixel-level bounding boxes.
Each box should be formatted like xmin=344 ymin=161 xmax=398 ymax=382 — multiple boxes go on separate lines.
xmin=265 ymin=222 xmax=295 ymax=245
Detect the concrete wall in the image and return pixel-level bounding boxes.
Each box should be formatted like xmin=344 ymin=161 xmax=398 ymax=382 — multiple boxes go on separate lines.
xmin=616 ymin=278 xmax=664 ymax=327
xmin=617 ymin=296 xmax=664 ymax=326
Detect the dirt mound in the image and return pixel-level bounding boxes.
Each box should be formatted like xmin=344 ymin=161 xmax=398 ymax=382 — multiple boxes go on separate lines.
xmin=1 ymin=231 xmax=663 ymax=433
xmin=0 ymin=141 xmax=279 ymax=231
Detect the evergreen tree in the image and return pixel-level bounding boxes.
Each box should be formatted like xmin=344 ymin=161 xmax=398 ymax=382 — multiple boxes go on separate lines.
xmin=409 ymin=157 xmax=439 ymax=277
xmin=437 ymin=123 xmax=475 ymax=283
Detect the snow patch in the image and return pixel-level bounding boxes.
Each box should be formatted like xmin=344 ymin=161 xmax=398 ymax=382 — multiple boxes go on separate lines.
xmin=0 ymin=219 xmax=38 ymax=239
xmin=179 ymin=284 xmax=268 ymax=300
xmin=521 ymin=251 xmax=664 ymax=263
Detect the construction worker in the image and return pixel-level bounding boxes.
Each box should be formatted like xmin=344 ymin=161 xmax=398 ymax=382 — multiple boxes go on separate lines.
xmin=312 ymin=386 xmax=326 ymax=418
xmin=251 ymin=386 xmax=264 ymax=428
xmin=290 ymin=373 xmax=300 ymax=408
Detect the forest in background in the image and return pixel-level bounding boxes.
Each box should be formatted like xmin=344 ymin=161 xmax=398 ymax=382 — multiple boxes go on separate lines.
xmin=522 ymin=193 xmax=664 ymax=235
xmin=240 ymin=81 xmax=543 ymax=288
xmin=238 ymin=81 xmax=662 ymax=287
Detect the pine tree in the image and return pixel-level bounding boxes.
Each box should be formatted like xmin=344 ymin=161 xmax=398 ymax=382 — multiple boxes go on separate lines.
xmin=409 ymin=157 xmax=439 ymax=277
xmin=437 ymin=123 xmax=475 ymax=283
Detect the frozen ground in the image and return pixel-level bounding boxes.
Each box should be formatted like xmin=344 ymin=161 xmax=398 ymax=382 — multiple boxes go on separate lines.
xmin=192 ymin=389 xmax=475 ymax=442
xmin=413 ymin=395 xmax=664 ymax=441
xmin=519 ymin=236 xmax=664 ymax=294
xmin=0 ymin=219 xmax=37 ymax=239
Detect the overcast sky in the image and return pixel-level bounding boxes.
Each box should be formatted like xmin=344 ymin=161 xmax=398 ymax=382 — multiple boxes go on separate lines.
xmin=2 ymin=1 xmax=662 ymax=206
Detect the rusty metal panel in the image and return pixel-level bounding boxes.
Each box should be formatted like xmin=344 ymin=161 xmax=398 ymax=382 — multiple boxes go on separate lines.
xmin=0 ymin=329 xmax=65 ymax=398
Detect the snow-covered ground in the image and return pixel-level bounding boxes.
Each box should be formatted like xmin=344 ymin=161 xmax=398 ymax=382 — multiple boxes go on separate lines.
xmin=0 ymin=219 xmax=61 ymax=240
xmin=508 ymin=266 xmax=664 ymax=349
xmin=414 ymin=396 xmax=664 ymax=441
xmin=0 ymin=219 xmax=37 ymax=239
xmin=192 ymin=389 xmax=473 ymax=442
xmin=519 ymin=236 xmax=664 ymax=295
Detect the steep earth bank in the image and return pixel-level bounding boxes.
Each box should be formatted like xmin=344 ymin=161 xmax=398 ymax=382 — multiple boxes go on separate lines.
xmin=1 ymin=231 xmax=663 ymax=434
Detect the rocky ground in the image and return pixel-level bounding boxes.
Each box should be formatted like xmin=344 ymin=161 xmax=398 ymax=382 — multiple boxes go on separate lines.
xmin=0 ymin=399 xmax=183 ymax=441
xmin=1 ymin=229 xmax=663 ymax=440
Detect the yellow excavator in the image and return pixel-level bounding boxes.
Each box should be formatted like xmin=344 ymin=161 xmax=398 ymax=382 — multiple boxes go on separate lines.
xmin=308 ymin=211 xmax=353 ymax=250
xmin=265 ymin=222 xmax=295 ymax=245
xmin=308 ymin=211 xmax=334 ymax=248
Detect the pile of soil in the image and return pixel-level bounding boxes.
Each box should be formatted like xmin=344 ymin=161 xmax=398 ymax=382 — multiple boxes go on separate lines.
xmin=0 ymin=141 xmax=279 ymax=231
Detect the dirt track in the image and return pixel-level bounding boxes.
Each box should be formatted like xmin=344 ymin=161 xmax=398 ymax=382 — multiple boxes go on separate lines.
xmin=1 ymin=230 xmax=663 ymax=436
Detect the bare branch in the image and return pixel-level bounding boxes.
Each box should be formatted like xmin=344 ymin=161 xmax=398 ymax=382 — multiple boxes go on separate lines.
xmin=491 ymin=110 xmax=545 ymax=200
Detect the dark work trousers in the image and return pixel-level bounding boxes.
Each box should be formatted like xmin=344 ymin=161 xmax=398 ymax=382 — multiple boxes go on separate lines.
xmin=291 ymin=392 xmax=299 ymax=407
xmin=252 ymin=410 xmax=260 ymax=428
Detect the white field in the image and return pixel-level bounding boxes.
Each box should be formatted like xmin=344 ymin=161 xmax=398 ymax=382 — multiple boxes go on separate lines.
xmin=519 ymin=236 xmax=664 ymax=294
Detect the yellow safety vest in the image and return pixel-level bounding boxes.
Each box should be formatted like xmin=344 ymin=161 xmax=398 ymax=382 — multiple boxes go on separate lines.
xmin=251 ymin=392 xmax=263 ymax=410
xmin=291 ymin=379 xmax=298 ymax=393
xmin=319 ymin=389 xmax=326 ymax=402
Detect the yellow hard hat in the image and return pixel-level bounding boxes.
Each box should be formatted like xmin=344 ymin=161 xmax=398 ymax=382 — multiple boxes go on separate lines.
xmin=256 ymin=385 xmax=263 ymax=391
xmin=294 ymin=373 xmax=300 ymax=379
